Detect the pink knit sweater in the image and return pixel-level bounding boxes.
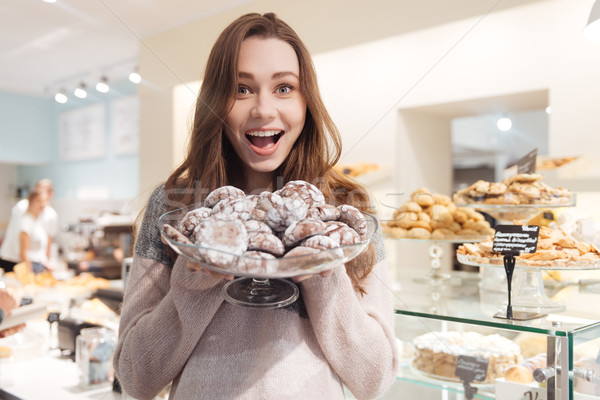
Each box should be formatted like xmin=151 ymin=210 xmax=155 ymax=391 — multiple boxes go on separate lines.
xmin=114 ymin=187 xmax=399 ymax=400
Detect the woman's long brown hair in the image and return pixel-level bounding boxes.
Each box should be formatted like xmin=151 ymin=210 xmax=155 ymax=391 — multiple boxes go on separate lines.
xmin=164 ymin=12 xmax=376 ymax=293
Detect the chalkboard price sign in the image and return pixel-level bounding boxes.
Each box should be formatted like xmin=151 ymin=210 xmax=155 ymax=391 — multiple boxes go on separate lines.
xmin=493 ymin=225 xmax=539 ymax=255
xmin=455 ymin=355 xmax=488 ymax=399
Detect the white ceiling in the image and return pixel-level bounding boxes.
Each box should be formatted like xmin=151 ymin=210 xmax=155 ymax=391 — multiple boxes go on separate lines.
xmin=0 ymin=0 xmax=254 ymax=96
xmin=1 ymin=0 xmax=547 ymax=98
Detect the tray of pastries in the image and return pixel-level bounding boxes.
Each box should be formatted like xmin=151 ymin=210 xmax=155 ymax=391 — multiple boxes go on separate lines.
xmin=411 ymin=330 xmax=523 ymax=385
xmin=453 ymin=173 xmax=573 ymax=206
xmin=160 ymin=181 xmax=377 ymax=279
xmin=456 ymin=226 xmax=600 ymax=269
xmin=382 ymin=188 xmax=494 ymax=241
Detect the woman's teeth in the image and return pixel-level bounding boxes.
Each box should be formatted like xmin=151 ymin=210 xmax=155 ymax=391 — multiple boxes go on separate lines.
xmin=245 ymin=130 xmax=282 ymax=150
xmin=246 ymin=130 xmax=281 ymax=137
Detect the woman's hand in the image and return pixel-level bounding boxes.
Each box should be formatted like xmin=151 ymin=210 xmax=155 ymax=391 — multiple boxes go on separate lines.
xmin=291 ymin=269 xmax=334 ymax=283
xmin=186 ymin=262 xmax=235 ymax=281
xmin=0 ymin=324 xmax=25 ymax=338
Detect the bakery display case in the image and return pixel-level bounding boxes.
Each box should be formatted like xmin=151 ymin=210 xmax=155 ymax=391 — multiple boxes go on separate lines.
xmin=380 ymin=173 xmax=600 ymax=399
xmin=386 ymin=243 xmax=600 ymax=400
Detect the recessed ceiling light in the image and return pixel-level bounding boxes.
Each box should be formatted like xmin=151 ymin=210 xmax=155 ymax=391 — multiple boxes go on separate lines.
xmin=497 ymin=116 xmax=512 ymax=132
xmin=128 ymin=71 xmax=141 ymax=84
xmin=74 ymin=83 xmax=87 ymax=99
xmin=96 ymin=76 xmax=110 ymax=93
xmin=55 ymin=90 xmax=67 ymax=103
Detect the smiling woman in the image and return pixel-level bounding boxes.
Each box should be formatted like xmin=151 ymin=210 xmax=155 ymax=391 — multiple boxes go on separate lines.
xmin=114 ymin=12 xmax=399 ymax=400
xmin=224 ymin=37 xmax=307 ymax=190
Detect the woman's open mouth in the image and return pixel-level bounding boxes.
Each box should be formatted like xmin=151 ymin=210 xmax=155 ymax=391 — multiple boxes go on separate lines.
xmin=246 ymin=130 xmax=283 ymax=154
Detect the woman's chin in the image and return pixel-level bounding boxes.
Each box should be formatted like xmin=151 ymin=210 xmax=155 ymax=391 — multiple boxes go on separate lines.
xmin=246 ymin=158 xmax=285 ymax=175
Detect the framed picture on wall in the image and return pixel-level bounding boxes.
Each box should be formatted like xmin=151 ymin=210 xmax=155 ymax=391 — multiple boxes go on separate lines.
xmin=113 ymin=96 xmax=139 ymax=155
xmin=59 ymin=103 xmax=106 ymax=161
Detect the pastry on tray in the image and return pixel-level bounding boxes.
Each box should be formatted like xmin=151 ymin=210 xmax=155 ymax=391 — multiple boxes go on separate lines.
xmin=453 ymin=173 xmax=572 ymax=206
xmin=382 ymin=188 xmax=494 ymax=240
xmin=456 ymin=226 xmax=600 ymax=267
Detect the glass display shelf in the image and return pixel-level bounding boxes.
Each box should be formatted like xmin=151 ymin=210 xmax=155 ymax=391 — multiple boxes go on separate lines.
xmin=393 ymin=271 xmax=600 ymax=336
xmin=391 ymin=270 xmax=600 ymax=400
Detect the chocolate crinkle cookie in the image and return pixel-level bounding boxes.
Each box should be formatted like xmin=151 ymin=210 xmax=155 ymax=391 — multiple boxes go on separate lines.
xmin=161 ymin=180 xmax=370 ymax=274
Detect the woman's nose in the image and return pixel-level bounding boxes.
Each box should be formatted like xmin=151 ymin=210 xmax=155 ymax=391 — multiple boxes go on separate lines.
xmin=250 ymin=93 xmax=276 ymax=119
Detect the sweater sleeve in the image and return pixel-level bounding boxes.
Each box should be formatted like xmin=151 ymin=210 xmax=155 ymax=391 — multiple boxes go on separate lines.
xmin=114 ymin=187 xmax=229 ymax=399
xmin=299 ymin=231 xmax=400 ymax=400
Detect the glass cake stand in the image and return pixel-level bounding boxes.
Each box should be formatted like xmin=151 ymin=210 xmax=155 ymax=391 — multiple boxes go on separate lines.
xmin=389 ymin=237 xmax=489 ymax=286
xmin=160 ymin=206 xmax=379 ymax=309
xmin=456 ymin=200 xmax=577 ymax=315
xmin=457 ymin=254 xmax=600 ymax=314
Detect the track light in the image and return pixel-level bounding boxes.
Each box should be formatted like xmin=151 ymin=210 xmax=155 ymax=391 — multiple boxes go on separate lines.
xmin=128 ymin=69 xmax=141 ymax=84
xmin=496 ymin=116 xmax=512 ymax=132
xmin=54 ymin=89 xmax=68 ymax=104
xmin=74 ymin=83 xmax=87 ymax=99
xmin=96 ymin=76 xmax=110 ymax=93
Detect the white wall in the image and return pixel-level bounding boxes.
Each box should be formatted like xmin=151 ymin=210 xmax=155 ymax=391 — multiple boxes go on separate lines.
xmin=310 ymin=0 xmax=600 ymax=180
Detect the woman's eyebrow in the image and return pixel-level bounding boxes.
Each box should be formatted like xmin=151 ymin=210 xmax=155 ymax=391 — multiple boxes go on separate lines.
xmin=237 ymin=71 xmax=299 ymax=80
xmin=271 ymin=71 xmax=299 ymax=80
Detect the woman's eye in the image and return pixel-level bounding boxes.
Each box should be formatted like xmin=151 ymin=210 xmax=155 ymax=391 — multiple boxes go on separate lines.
xmin=277 ymin=85 xmax=292 ymax=95
xmin=237 ymin=86 xmax=250 ymax=95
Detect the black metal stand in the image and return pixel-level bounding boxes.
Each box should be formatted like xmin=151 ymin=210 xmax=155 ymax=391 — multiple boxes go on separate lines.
xmin=494 ymin=254 xmax=546 ymax=321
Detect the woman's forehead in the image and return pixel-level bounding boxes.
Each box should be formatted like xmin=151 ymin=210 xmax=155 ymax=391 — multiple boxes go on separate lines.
xmin=237 ymin=37 xmax=299 ymax=78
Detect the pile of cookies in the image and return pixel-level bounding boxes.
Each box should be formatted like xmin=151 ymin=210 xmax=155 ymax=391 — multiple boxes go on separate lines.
xmin=457 ymin=226 xmax=600 ymax=266
xmin=382 ymin=188 xmax=494 ymax=240
xmin=162 ymin=180 xmax=369 ymax=274
xmin=453 ymin=173 xmax=572 ymax=205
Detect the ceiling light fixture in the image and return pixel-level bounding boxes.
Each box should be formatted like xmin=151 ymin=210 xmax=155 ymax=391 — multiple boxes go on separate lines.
xmin=545 ymin=106 xmax=552 ymax=114
xmin=42 ymin=0 xmax=57 ymax=3
xmin=496 ymin=116 xmax=512 ymax=132
xmin=74 ymin=83 xmax=88 ymax=99
xmin=584 ymin=0 xmax=600 ymax=43
xmin=54 ymin=89 xmax=68 ymax=104
xmin=128 ymin=69 xmax=141 ymax=84
xmin=96 ymin=76 xmax=110 ymax=93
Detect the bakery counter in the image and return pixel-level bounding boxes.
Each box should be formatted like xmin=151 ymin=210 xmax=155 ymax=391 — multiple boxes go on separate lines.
xmin=0 ymin=275 xmax=128 ymax=400
xmin=0 ymin=320 xmax=119 ymax=400
xmin=389 ymin=269 xmax=600 ymax=400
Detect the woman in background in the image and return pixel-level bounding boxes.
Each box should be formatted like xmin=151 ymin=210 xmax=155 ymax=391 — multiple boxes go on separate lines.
xmin=18 ymin=189 xmax=51 ymax=273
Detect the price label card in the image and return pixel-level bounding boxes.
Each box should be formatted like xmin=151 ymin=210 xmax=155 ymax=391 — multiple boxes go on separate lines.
xmin=493 ymin=225 xmax=540 ymax=255
xmin=455 ymin=355 xmax=488 ymax=383
xmin=496 ymin=379 xmax=547 ymax=400
xmin=517 ymin=149 xmax=538 ymax=174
